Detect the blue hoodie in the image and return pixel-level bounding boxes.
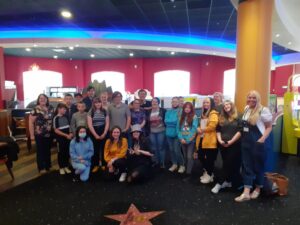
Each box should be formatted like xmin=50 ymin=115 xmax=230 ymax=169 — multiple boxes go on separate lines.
xmin=165 ymin=108 xmax=181 ymax=138
xmin=177 ymin=115 xmax=198 ymax=144
xmin=70 ymin=137 xmax=94 ymax=166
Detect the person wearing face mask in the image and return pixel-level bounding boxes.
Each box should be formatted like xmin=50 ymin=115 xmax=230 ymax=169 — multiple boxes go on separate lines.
xmin=69 ymin=126 xmax=94 ymax=182
xmin=211 ymin=100 xmax=242 ymax=194
xmin=195 ymin=97 xmax=219 ymax=184
xmin=165 ymin=97 xmax=184 ymax=173
xmin=235 ymin=90 xmax=272 ymax=202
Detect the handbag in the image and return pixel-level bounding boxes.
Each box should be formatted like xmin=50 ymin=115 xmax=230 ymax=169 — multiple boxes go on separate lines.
xmin=265 ymin=172 xmax=289 ymax=196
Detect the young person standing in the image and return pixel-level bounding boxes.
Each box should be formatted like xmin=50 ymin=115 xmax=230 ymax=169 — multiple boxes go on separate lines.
xmin=70 ymin=102 xmax=88 ymax=135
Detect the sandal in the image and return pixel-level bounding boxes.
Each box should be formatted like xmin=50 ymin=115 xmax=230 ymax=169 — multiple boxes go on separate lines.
xmin=250 ymin=190 xmax=260 ymax=199
xmin=235 ymin=193 xmax=251 ymax=202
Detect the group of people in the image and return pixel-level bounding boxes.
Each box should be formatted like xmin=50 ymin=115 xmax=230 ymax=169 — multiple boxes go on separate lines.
xmin=28 ymin=88 xmax=273 ymax=202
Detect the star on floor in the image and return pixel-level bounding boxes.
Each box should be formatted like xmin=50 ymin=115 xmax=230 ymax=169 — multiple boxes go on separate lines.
xmin=105 ymin=204 xmax=165 ymax=225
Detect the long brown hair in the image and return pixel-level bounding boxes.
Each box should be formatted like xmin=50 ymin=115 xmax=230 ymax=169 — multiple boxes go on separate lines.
xmin=108 ymin=126 xmax=123 ymax=149
xmin=180 ymin=102 xmax=195 ymax=127
xmin=219 ymin=100 xmax=238 ymax=126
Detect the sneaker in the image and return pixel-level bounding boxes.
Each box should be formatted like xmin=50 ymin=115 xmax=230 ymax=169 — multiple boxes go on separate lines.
xmin=169 ymin=164 xmax=178 ymax=172
xmin=235 ymin=193 xmax=251 ymax=202
xmin=39 ymin=169 xmax=47 ymax=174
xmin=178 ymin=166 xmax=186 ymax=174
xmin=92 ymin=166 xmax=99 ymax=173
xmin=64 ymin=167 xmax=72 ymax=174
xmin=221 ymin=181 xmax=232 ymax=189
xmin=200 ymin=171 xmax=208 ymax=180
xmin=250 ymin=190 xmax=260 ymax=199
xmin=201 ymin=174 xmax=214 ymax=184
xmin=211 ymin=183 xmax=222 ymax=194
xmin=59 ymin=168 xmax=65 ymax=175
xmin=119 ymin=173 xmax=127 ymax=182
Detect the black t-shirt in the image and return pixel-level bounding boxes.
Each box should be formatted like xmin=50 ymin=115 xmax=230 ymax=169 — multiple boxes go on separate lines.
xmin=216 ymin=118 xmax=242 ymax=142
xmin=140 ymin=100 xmax=151 ymax=109
xmin=128 ymin=137 xmax=152 ymax=167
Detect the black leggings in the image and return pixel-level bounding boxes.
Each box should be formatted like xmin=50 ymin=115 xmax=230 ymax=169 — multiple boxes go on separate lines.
xmin=91 ymin=126 xmax=106 ymax=168
xmin=57 ymin=137 xmax=70 ymax=168
xmin=198 ymin=147 xmax=218 ymax=176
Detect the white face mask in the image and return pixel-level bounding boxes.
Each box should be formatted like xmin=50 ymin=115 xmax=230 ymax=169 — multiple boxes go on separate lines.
xmin=79 ymin=133 xmax=86 ymax=138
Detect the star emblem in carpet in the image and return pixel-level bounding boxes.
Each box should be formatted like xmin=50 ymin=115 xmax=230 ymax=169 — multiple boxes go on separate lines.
xmin=105 ymin=204 xmax=164 ymax=225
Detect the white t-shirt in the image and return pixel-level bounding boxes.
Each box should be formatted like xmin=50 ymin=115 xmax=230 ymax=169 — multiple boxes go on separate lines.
xmin=242 ymin=106 xmax=272 ymax=135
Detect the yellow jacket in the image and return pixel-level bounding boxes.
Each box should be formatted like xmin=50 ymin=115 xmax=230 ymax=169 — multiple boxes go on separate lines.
xmin=104 ymin=138 xmax=128 ymax=162
xmin=196 ymin=110 xmax=219 ymax=150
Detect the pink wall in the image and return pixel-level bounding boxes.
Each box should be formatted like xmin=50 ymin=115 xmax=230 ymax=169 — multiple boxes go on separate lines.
xmin=4 ymin=55 xmax=236 ymax=101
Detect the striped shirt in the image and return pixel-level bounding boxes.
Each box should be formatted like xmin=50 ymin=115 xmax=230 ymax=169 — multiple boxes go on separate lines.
xmin=88 ymin=109 xmax=106 ymax=127
xmin=53 ymin=115 xmax=70 ymax=134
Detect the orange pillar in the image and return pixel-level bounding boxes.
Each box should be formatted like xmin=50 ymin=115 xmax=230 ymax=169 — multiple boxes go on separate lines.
xmin=0 ymin=47 xmax=5 ymax=109
xmin=235 ymin=0 xmax=274 ymax=111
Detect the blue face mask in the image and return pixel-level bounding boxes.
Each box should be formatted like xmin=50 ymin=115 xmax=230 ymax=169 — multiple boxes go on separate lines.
xmin=79 ymin=133 xmax=86 ymax=138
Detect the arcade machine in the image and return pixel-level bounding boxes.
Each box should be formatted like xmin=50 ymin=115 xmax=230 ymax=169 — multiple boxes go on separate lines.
xmin=282 ymin=74 xmax=300 ymax=155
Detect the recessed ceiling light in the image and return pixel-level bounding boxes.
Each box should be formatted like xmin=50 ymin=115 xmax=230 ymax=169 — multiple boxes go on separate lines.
xmin=170 ymin=0 xmax=175 ymax=2
xmin=288 ymin=42 xmax=292 ymax=45
xmin=157 ymin=48 xmax=161 ymax=51
xmin=186 ymin=49 xmax=190 ymax=53
xmin=90 ymin=54 xmax=95 ymax=58
xmin=69 ymin=46 xmax=74 ymax=50
xmin=117 ymin=45 xmax=122 ymax=48
xmin=75 ymin=44 xmax=79 ymax=47
xmin=53 ymin=55 xmax=58 ymax=59
xmin=25 ymin=48 xmax=31 ymax=52
xmin=61 ymin=10 xmax=72 ymax=19
xmin=170 ymin=51 xmax=175 ymax=55
xmin=53 ymin=49 xmax=65 ymax=53
xmin=213 ymin=52 xmax=216 ymax=55
xmin=173 ymin=5 xmax=176 ymax=8
xmin=275 ymin=34 xmax=280 ymax=38
xmin=129 ymin=53 xmax=134 ymax=57
xmin=33 ymin=44 xmax=38 ymax=47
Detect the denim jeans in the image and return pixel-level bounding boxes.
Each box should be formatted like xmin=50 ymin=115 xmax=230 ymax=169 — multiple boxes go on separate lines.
xmin=150 ymin=131 xmax=166 ymax=167
xmin=182 ymin=141 xmax=195 ymax=174
xmin=167 ymin=137 xmax=184 ymax=166
xmin=241 ymin=125 xmax=267 ymax=188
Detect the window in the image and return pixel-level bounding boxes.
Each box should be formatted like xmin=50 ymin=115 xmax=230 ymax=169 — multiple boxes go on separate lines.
xmin=223 ymin=69 xmax=236 ymax=101
xmin=23 ymin=70 xmax=63 ymax=107
xmin=154 ymin=70 xmax=190 ymax=97
xmin=91 ymin=71 xmax=125 ymax=95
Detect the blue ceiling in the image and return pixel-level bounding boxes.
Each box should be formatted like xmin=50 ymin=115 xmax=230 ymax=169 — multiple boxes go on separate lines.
xmin=0 ymin=0 xmax=295 ymax=56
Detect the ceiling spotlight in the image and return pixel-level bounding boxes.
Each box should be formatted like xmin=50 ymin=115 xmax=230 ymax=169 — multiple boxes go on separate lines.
xmin=69 ymin=46 xmax=74 ymax=50
xmin=157 ymin=48 xmax=161 ymax=51
xmin=25 ymin=48 xmax=31 ymax=52
xmin=53 ymin=55 xmax=58 ymax=59
xmin=90 ymin=54 xmax=95 ymax=58
xmin=275 ymin=34 xmax=280 ymax=38
xmin=129 ymin=53 xmax=134 ymax=57
xmin=288 ymin=42 xmax=292 ymax=45
xmin=186 ymin=49 xmax=190 ymax=53
xmin=213 ymin=52 xmax=216 ymax=55
xmin=170 ymin=0 xmax=175 ymax=2
xmin=170 ymin=51 xmax=175 ymax=55
xmin=75 ymin=44 xmax=79 ymax=47
xmin=61 ymin=10 xmax=72 ymax=19
xmin=117 ymin=45 xmax=122 ymax=48
xmin=33 ymin=44 xmax=38 ymax=47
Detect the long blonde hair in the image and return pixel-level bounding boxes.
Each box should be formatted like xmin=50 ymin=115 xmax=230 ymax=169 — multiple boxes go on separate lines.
xmin=246 ymin=90 xmax=263 ymax=125
xmin=219 ymin=100 xmax=238 ymax=125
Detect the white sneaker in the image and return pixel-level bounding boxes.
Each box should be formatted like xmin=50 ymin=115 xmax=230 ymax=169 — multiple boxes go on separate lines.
xmin=64 ymin=167 xmax=72 ymax=174
xmin=169 ymin=164 xmax=178 ymax=172
xmin=201 ymin=173 xmax=214 ymax=184
xmin=59 ymin=168 xmax=65 ymax=175
xmin=178 ymin=166 xmax=186 ymax=174
xmin=221 ymin=181 xmax=232 ymax=188
xmin=119 ymin=173 xmax=127 ymax=182
xmin=211 ymin=183 xmax=222 ymax=194
xmin=200 ymin=171 xmax=208 ymax=181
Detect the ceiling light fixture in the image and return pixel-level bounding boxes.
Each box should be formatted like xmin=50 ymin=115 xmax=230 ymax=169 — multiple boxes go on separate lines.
xmin=25 ymin=48 xmax=31 ymax=52
xmin=53 ymin=55 xmax=58 ymax=59
xmin=33 ymin=44 xmax=38 ymax=47
xmin=129 ymin=53 xmax=134 ymax=57
xmin=275 ymin=34 xmax=280 ymax=38
xmin=117 ymin=45 xmax=122 ymax=48
xmin=69 ymin=46 xmax=74 ymax=50
xmin=186 ymin=49 xmax=190 ymax=53
xmin=170 ymin=51 xmax=175 ymax=55
xmin=288 ymin=42 xmax=292 ymax=45
xmin=90 ymin=54 xmax=95 ymax=58
xmin=61 ymin=10 xmax=72 ymax=19
xmin=75 ymin=44 xmax=79 ymax=47
xmin=157 ymin=48 xmax=161 ymax=51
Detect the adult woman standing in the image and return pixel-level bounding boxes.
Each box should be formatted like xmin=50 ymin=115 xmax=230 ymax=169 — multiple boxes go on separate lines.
xmin=29 ymin=94 xmax=54 ymax=173
xmin=211 ymin=100 xmax=242 ymax=194
xmin=177 ymin=102 xmax=198 ymax=175
xmin=165 ymin=97 xmax=184 ymax=173
xmin=104 ymin=126 xmax=128 ymax=182
xmin=87 ymin=97 xmax=109 ymax=173
xmin=235 ymin=90 xmax=272 ymax=202
xmin=195 ymin=97 xmax=219 ymax=184
xmin=149 ymin=97 xmax=166 ymax=168
xmin=127 ymin=124 xmax=153 ymax=183
xmin=70 ymin=126 xmax=94 ymax=182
